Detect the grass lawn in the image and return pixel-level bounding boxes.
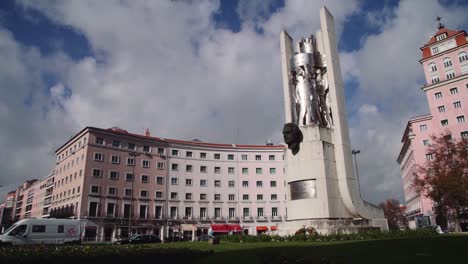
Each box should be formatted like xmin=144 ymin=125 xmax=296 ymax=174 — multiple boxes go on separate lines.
xmin=1 ymin=235 xmax=467 ymax=264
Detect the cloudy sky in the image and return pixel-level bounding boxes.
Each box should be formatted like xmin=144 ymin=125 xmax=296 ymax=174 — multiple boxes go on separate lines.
xmin=1 ymin=0 xmax=467 ymax=204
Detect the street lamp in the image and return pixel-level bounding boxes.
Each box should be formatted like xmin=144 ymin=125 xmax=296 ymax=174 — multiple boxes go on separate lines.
xmin=128 ymin=151 xmax=141 ymax=237
xmin=351 ymin=149 xmax=362 ymax=197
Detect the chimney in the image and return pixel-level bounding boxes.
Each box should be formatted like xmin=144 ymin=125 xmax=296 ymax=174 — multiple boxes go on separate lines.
xmin=145 ymin=128 xmax=150 ymax=137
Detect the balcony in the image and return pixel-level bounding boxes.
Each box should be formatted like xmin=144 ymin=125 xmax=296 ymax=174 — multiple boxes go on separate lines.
xmin=242 ymin=216 xmax=253 ymax=222
xmin=228 ymin=216 xmax=240 ymax=222
xmin=256 ymin=216 xmax=268 ymax=222
xmin=270 ymin=215 xmax=283 ymax=222
xmin=213 ymin=216 xmax=226 ymax=222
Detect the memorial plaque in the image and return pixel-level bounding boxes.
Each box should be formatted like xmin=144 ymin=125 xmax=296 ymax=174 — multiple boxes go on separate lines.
xmin=289 ymin=179 xmax=317 ymax=200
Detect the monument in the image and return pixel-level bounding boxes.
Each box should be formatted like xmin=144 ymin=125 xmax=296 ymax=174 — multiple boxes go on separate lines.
xmin=278 ymin=7 xmax=387 ymax=234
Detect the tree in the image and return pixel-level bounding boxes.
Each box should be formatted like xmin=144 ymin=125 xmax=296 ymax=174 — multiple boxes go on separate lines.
xmin=413 ymin=134 xmax=468 ymax=231
xmin=379 ymin=199 xmax=408 ymax=230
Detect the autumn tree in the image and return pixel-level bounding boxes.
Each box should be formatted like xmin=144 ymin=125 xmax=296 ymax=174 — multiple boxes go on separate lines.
xmin=379 ymin=199 xmax=408 ymax=230
xmin=413 ymin=134 xmax=468 ymax=231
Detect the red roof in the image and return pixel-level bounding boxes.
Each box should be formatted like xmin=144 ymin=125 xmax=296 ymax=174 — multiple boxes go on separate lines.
xmin=422 ymin=27 xmax=465 ymax=48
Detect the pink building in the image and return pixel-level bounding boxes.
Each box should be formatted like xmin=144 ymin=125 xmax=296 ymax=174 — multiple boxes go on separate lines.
xmin=398 ymin=23 xmax=468 ymax=229
xmin=2 ymin=126 xmax=286 ymax=242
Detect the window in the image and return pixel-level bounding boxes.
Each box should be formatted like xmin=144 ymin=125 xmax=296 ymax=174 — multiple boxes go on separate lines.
xmin=257 ymin=194 xmax=263 ymax=201
xmin=443 ymin=57 xmax=452 ymax=68
xmin=200 ymin=166 xmax=207 ymax=173
xmin=108 ymin=187 xmax=117 ymax=196
xmin=229 ymin=208 xmax=236 ymax=218
xmin=141 ymin=175 xmax=149 ymax=183
xmin=200 ymin=193 xmax=207 ymax=200
xmin=156 ymin=148 xmax=164 ymax=155
xmin=432 ymin=47 xmax=439 ymax=54
xmin=256 ymin=168 xmax=263 ymax=174
xmin=271 ymin=194 xmax=277 ymax=200
xmin=186 ymin=179 xmax=192 ymax=186
xmin=435 ymin=92 xmax=442 ymax=99
xmin=58 ymin=225 xmax=64 ymax=233
xmin=156 ymin=176 xmax=164 ymax=184
xmin=185 ymin=193 xmax=192 ymax=200
xmin=437 ymin=105 xmax=445 ymax=113
xmin=255 ymin=155 xmax=261 ymax=161
xmin=426 ymin=154 xmax=433 ymax=160
xmin=215 ymin=208 xmax=221 ymax=218
xmin=241 ymin=155 xmax=248 ymax=160
xmin=170 ymin=192 xmax=178 ymax=200
xmin=459 ymin=51 xmax=468 ymax=62
xmin=200 ymin=180 xmax=207 ymax=187
xmin=142 ymin=160 xmax=150 ymax=168
xmin=461 ymin=131 xmax=468 ymax=138
xmin=242 ymin=181 xmax=248 ymax=187
xmin=457 ymin=115 xmax=465 ymax=123
xmin=243 ymin=194 xmax=249 ymax=201
xmin=420 ymin=124 xmax=427 ymax=131
xmin=109 ymin=171 xmax=119 ymax=180
xmin=127 ymin=143 xmax=135 ymax=150
xmin=139 ymin=205 xmax=147 ymax=219
xmin=229 ymin=194 xmax=235 ymax=201
xmin=185 ymin=151 xmax=192 ymax=157
xmin=431 ymin=76 xmax=440 ymax=84
xmin=269 ymin=155 xmax=275 ymax=161
xmin=127 ymin=157 xmax=135 ymax=166
xmin=214 ymin=180 xmax=221 ymax=187
xmin=155 ymin=191 xmax=163 ymax=199
xmin=228 ymin=181 xmax=235 ymax=187
xmin=123 ymin=204 xmax=131 ymax=218
xmin=450 ymin=87 xmax=458 ymax=94
xmin=107 ymin=203 xmax=115 ymax=217
xmin=112 ymin=140 xmax=120 ymax=148
xmin=214 ymin=153 xmax=220 ymax=159
xmin=95 ymin=137 xmax=104 ymax=145
xmin=171 ymin=178 xmax=179 ymax=185
xmin=242 ymin=168 xmax=248 ymax=174
xmin=92 ymin=169 xmax=102 ymax=177
xmin=32 ymin=225 xmax=46 ymax=233
xmin=256 ymin=181 xmax=263 ymax=187
xmin=441 ymin=119 xmax=449 ymax=127
xmin=125 ymin=189 xmax=132 ymax=197
xmin=186 ymin=165 xmax=193 ymax=172
xmin=185 ymin=207 xmax=192 ymax=218
xmin=272 ymin=207 xmax=278 ymax=217
xmin=140 ymin=190 xmax=148 ymax=197
xmin=171 ymin=149 xmax=179 ymax=156
xmin=227 ymin=154 xmax=234 ymax=160
xmin=214 ymin=194 xmax=221 ymax=201
xmin=436 ymin=33 xmax=447 ymax=41
xmin=257 ymin=208 xmax=264 ymax=217
xmin=143 ymin=145 xmax=150 ymax=153
xmin=170 ymin=207 xmax=177 ymax=218
xmin=91 ymin=185 xmax=100 ymax=194
xmin=155 ymin=206 xmax=162 ymax=219
xmin=171 ymin=164 xmax=179 ymax=171
xmin=200 ymin=152 xmax=207 ymax=159
xmin=227 ymin=167 xmax=235 ymax=174
xmin=157 ymin=162 xmax=165 ymax=169
xmin=423 ymin=139 xmax=430 ymax=146
xmin=126 ymin=173 xmax=134 ymax=182
xmin=446 ymin=72 xmax=455 ymax=79
xmin=214 ymin=167 xmax=221 ymax=174
xmin=269 ymin=168 xmax=276 ymax=174
xmin=111 ymin=155 xmax=120 ymax=164
xmin=428 ymin=62 xmax=437 ymax=72
xmin=243 ymin=208 xmax=250 ymax=217
xmin=270 ymin=181 xmax=277 ymax=187
xmin=200 ymin=208 xmax=207 ymax=218
xmin=454 ymin=101 xmax=462 ymax=109
xmin=94 ymin=153 xmax=103 ymax=161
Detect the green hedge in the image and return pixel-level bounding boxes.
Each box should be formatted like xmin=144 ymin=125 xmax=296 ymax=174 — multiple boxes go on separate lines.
xmin=219 ymin=229 xmax=438 ymax=243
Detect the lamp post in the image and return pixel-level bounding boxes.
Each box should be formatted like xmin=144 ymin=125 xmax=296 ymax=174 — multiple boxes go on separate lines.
xmin=128 ymin=151 xmax=141 ymax=237
xmin=351 ymin=149 xmax=361 ymax=197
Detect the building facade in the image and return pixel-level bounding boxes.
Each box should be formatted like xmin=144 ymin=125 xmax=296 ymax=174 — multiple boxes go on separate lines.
xmin=1 ymin=126 xmax=286 ymax=241
xmin=398 ymin=24 xmax=468 ymax=229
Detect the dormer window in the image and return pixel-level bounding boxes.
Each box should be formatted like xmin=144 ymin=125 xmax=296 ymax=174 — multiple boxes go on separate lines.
xmin=436 ymin=33 xmax=447 ymax=41
xmin=432 ymin=47 xmax=439 ymax=55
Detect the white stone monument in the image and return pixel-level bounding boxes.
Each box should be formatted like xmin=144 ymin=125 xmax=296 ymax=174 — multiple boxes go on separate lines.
xmin=278 ymin=7 xmax=387 ymax=235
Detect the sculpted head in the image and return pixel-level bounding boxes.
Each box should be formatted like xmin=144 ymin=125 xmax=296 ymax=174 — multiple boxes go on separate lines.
xmin=283 ymin=123 xmax=303 ymax=155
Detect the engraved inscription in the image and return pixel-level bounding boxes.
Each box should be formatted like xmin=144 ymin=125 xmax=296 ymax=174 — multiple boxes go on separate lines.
xmin=289 ymin=180 xmax=317 ymax=200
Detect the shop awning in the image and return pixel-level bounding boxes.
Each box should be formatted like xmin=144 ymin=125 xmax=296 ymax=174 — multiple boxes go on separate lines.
xmin=270 ymin=226 xmax=277 ymax=231
xmin=256 ymin=226 xmax=268 ymax=231
xmin=211 ymin=224 xmax=242 ymax=233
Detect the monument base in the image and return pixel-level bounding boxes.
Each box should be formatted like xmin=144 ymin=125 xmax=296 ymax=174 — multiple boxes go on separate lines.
xmin=276 ymin=218 xmax=388 ymax=235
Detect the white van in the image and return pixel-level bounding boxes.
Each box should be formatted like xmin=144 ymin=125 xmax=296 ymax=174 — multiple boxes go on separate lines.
xmin=0 ymin=218 xmax=81 ymax=245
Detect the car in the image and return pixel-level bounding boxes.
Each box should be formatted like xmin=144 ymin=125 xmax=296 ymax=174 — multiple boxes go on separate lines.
xmin=422 ymin=225 xmax=443 ymax=234
xmin=114 ymin=234 xmax=161 ymax=245
xmin=197 ymin=234 xmax=211 ymax=241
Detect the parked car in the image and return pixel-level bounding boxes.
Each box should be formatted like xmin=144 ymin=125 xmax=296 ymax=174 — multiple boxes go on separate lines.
xmin=0 ymin=218 xmax=81 ymax=246
xmin=115 ymin=234 xmax=161 ymax=245
xmin=197 ymin=234 xmax=211 ymax=241
xmin=422 ymin=225 xmax=444 ymax=234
